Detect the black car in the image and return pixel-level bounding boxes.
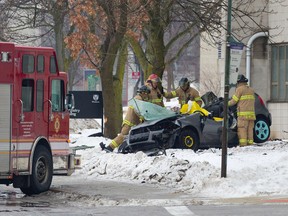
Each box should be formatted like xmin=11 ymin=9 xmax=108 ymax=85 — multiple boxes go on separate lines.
xmin=119 ymin=92 xmax=272 ymax=155
xmin=118 ymin=97 xmax=235 ymax=155
xmin=251 ymin=93 xmax=272 ymax=142
xmin=202 ymin=91 xmax=272 ymax=143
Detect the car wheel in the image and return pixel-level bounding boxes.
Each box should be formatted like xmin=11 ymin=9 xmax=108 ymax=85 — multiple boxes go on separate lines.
xmin=177 ymin=128 xmax=199 ymax=152
xmin=254 ymin=117 xmax=270 ymax=143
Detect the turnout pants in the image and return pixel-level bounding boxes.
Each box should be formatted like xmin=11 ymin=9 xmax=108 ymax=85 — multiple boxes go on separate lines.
xmin=237 ymin=119 xmax=254 ymax=146
xmin=109 ymin=124 xmax=131 ymax=149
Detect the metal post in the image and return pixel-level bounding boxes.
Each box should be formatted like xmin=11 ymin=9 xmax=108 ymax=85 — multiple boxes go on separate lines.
xmin=221 ymin=0 xmax=232 ymax=178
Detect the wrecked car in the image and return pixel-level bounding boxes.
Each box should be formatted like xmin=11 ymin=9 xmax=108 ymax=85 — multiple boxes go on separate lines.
xmin=118 ymin=91 xmax=271 ymax=156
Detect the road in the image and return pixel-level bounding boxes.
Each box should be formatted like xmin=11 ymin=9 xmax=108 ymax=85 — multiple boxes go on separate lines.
xmin=0 ymin=176 xmax=287 ymax=215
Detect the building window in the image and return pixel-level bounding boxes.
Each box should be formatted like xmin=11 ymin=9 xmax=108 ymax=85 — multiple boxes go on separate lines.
xmin=51 ymin=79 xmax=64 ymax=112
xmin=22 ymin=79 xmax=34 ymax=112
xmin=36 ymin=80 xmax=44 ymax=112
xmin=22 ymin=55 xmax=34 ymax=73
xmin=271 ymin=45 xmax=288 ymax=101
xmin=37 ymin=55 xmax=44 ymax=73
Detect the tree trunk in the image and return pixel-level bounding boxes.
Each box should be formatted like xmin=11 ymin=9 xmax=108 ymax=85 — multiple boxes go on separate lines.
xmin=145 ymin=27 xmax=165 ymax=78
xmin=113 ymin=41 xmax=128 ymax=134
xmin=53 ymin=4 xmax=65 ymax=72
xmin=100 ymin=0 xmax=128 ymax=139
xmin=101 ymin=56 xmax=117 ymax=138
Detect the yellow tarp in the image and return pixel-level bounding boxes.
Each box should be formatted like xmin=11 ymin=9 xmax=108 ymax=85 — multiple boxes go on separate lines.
xmin=180 ymin=101 xmax=223 ymax=121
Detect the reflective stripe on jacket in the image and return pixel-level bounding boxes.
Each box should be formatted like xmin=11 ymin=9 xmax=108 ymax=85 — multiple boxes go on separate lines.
xmin=228 ymin=83 xmax=256 ymax=120
xmin=165 ymin=87 xmax=202 ymax=107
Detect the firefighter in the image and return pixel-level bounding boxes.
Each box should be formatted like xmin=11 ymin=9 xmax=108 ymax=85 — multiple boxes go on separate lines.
xmin=100 ymin=85 xmax=151 ymax=152
xmin=228 ymin=74 xmax=256 ymax=147
xmin=164 ymin=77 xmax=202 ymax=108
xmin=145 ymin=74 xmax=165 ymax=107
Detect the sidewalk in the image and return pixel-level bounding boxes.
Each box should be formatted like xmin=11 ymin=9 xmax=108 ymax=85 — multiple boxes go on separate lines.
xmin=210 ymin=196 xmax=288 ymax=205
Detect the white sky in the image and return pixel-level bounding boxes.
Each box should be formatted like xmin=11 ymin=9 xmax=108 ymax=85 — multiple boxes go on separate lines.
xmin=71 ymin=123 xmax=288 ymax=199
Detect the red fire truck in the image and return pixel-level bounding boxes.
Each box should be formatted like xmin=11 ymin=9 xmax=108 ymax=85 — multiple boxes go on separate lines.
xmin=0 ymin=42 xmax=77 ymax=195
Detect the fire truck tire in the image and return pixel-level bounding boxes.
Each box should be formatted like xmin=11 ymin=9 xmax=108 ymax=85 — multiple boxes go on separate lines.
xmin=20 ymin=145 xmax=53 ymax=195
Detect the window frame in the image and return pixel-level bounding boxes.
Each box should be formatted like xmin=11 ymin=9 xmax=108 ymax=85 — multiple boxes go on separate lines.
xmin=37 ymin=55 xmax=45 ymax=73
xmin=21 ymin=79 xmax=34 ymax=112
xmin=271 ymin=44 xmax=288 ymax=102
xmin=50 ymin=56 xmax=57 ymax=74
xmin=51 ymin=79 xmax=65 ymax=112
xmin=22 ymin=54 xmax=35 ymax=74
xmin=36 ymin=80 xmax=44 ymax=112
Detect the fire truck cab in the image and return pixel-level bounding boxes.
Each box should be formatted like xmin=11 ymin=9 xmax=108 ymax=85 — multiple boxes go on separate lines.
xmin=0 ymin=42 xmax=76 ymax=195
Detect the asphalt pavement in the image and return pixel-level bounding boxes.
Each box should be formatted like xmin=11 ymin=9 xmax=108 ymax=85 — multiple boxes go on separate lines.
xmin=1 ymin=177 xmax=288 ymax=215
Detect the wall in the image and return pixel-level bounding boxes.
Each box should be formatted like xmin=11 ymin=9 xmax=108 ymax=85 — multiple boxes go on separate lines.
xmin=199 ymin=0 xmax=288 ymax=140
xmin=250 ymin=37 xmax=270 ymax=104
xmin=268 ymin=103 xmax=288 ymax=140
xmin=266 ymin=0 xmax=288 ymax=139
xmin=199 ymin=32 xmax=224 ymax=96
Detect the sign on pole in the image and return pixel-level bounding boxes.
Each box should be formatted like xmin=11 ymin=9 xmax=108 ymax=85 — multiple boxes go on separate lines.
xmin=69 ymin=91 xmax=104 ymax=134
xmin=69 ymin=91 xmax=103 ymax=119
xmin=229 ymin=42 xmax=244 ymax=86
xmin=132 ymin=71 xmax=140 ymax=79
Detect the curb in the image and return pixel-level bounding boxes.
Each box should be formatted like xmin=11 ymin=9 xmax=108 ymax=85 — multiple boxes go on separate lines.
xmin=209 ymin=196 xmax=288 ymax=205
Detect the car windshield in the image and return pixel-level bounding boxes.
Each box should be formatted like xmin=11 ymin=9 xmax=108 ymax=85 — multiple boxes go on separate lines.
xmin=128 ymin=99 xmax=177 ymax=121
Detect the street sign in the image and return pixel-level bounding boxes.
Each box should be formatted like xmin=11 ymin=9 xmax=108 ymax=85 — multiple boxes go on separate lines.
xmin=132 ymin=71 xmax=140 ymax=79
xmin=229 ymin=42 xmax=244 ymax=86
xmin=69 ymin=91 xmax=103 ymax=119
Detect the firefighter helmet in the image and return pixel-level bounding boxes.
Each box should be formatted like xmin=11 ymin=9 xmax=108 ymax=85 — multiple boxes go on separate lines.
xmin=179 ymin=77 xmax=190 ymax=89
xmin=237 ymin=74 xmax=248 ymax=83
xmin=137 ymin=85 xmax=151 ymax=94
xmin=147 ymin=74 xmax=161 ymax=83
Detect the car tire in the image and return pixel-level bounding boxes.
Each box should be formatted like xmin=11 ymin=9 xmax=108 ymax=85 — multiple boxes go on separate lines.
xmin=254 ymin=117 xmax=270 ymax=143
xmin=20 ymin=145 xmax=53 ymax=195
xmin=177 ymin=128 xmax=199 ymax=152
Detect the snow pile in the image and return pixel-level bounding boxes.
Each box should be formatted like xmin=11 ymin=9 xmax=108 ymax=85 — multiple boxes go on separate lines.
xmin=69 ymin=119 xmax=101 ymax=134
xmin=70 ymin=128 xmax=288 ymax=199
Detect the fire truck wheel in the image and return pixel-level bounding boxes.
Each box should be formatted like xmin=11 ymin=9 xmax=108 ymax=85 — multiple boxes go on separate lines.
xmin=20 ymin=145 xmax=53 ymax=195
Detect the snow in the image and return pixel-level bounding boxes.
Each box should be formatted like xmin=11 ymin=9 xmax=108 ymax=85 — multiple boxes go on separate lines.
xmin=70 ymin=118 xmax=288 ymax=200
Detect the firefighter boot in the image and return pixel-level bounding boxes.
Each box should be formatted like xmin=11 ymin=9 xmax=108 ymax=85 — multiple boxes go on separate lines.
xmin=99 ymin=142 xmax=113 ymax=153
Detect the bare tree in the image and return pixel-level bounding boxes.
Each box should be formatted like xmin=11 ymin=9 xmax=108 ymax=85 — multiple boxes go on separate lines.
xmin=1 ymin=0 xmax=84 ymax=90
xmin=200 ymin=68 xmax=222 ymax=96
xmin=127 ymin=0 xmax=277 ymax=95
xmin=65 ymin=0 xmax=132 ymax=138
xmin=1 ymin=0 xmax=280 ymax=139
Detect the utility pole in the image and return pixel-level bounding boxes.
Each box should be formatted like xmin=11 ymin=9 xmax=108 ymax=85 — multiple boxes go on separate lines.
xmin=221 ymin=0 xmax=232 ymax=178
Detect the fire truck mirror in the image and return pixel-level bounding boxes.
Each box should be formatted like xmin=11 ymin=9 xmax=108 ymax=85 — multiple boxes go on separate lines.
xmin=65 ymin=93 xmax=75 ymax=111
